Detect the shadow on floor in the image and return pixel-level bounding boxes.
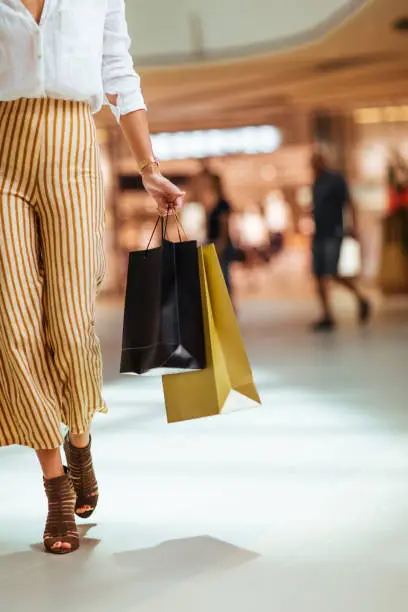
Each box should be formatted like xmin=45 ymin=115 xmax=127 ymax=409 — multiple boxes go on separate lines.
xmin=114 ymin=535 xmax=260 ymax=582
xmin=0 ymin=534 xmax=259 ymax=611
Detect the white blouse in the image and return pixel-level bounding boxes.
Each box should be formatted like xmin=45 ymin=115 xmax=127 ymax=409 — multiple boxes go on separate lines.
xmin=0 ymin=0 xmax=146 ymax=117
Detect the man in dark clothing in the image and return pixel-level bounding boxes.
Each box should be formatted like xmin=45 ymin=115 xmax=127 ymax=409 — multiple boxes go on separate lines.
xmin=311 ymin=152 xmax=371 ymax=331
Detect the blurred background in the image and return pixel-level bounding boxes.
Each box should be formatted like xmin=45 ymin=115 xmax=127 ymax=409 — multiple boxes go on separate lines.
xmin=3 ymin=2 xmax=408 ymax=610
xmin=96 ymin=0 xmax=408 ymax=304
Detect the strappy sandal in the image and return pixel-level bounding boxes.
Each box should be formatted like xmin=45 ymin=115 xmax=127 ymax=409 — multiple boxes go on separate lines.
xmin=43 ymin=468 xmax=79 ymax=555
xmin=63 ymin=433 xmax=99 ymax=519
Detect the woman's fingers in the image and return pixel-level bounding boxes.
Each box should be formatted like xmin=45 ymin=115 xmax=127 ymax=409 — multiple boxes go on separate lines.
xmin=143 ymin=172 xmax=186 ymax=215
xmin=157 ymin=192 xmax=185 ymax=215
xmin=174 ymin=195 xmax=184 ymax=210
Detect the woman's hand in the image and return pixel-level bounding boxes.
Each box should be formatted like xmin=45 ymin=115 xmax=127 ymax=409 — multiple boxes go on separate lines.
xmin=142 ymin=166 xmax=185 ymax=216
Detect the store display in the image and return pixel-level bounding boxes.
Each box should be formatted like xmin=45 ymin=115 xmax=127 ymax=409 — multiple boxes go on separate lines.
xmin=378 ymin=209 xmax=408 ymax=294
xmin=387 ymin=152 xmax=408 ymax=212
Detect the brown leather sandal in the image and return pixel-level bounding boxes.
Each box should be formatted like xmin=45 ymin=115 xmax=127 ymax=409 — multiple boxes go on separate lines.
xmin=64 ymin=433 xmax=99 ymax=519
xmin=43 ymin=468 xmax=79 ymax=555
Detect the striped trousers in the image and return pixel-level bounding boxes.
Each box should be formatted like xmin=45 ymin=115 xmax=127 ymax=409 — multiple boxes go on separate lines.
xmin=0 ymin=98 xmax=107 ymax=450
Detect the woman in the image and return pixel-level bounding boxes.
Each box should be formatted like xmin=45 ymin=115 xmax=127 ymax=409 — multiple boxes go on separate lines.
xmin=0 ymin=0 xmax=184 ymax=554
xmin=199 ymin=171 xmax=234 ymax=294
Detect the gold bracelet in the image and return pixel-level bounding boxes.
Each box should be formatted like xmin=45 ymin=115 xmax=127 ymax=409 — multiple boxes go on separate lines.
xmin=138 ymin=157 xmax=160 ymax=174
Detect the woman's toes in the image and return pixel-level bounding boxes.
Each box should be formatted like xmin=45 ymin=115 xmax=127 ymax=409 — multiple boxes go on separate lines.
xmin=77 ymin=505 xmax=92 ymax=514
xmin=51 ymin=541 xmax=62 ymax=550
xmin=61 ymin=542 xmax=72 ymax=551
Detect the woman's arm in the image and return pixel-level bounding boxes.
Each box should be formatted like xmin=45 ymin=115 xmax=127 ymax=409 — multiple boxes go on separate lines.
xmin=120 ymin=110 xmax=184 ymax=213
xmin=102 ymin=1 xmax=184 ymax=213
xmin=102 ymin=0 xmax=146 ymax=118
xmin=348 ymin=197 xmax=360 ymax=240
xmin=343 ymin=177 xmax=359 ymax=239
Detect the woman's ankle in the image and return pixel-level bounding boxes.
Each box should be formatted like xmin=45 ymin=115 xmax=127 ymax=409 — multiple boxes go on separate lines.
xmin=69 ymin=431 xmax=90 ymax=449
xmin=36 ymin=448 xmax=65 ymax=480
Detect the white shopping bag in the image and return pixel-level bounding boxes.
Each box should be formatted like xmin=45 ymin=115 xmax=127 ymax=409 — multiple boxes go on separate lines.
xmin=339 ymin=237 xmax=361 ymax=278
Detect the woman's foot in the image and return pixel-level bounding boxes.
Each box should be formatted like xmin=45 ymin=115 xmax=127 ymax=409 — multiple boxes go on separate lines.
xmin=64 ymin=433 xmax=99 ymax=519
xmin=43 ymin=469 xmax=79 ymax=554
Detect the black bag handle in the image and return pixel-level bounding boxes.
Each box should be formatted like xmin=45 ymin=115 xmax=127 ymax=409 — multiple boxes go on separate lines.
xmin=174 ymin=214 xmax=189 ymax=241
xmin=144 ymin=209 xmax=171 ymax=255
xmin=144 ymin=208 xmax=189 ymax=257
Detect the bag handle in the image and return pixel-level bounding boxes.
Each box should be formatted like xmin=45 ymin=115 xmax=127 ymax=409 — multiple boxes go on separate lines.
xmin=144 ymin=208 xmax=189 ymax=257
xmin=144 ymin=216 xmax=162 ymax=254
xmin=145 ymin=207 xmax=183 ymax=257
xmin=174 ymin=214 xmax=189 ymax=241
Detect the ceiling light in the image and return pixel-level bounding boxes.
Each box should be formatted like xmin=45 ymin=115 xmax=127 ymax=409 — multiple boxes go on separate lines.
xmin=151 ymin=126 xmax=282 ymax=161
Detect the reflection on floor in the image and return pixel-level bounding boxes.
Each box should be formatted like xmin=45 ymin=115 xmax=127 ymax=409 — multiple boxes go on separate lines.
xmin=0 ymin=297 xmax=407 ymax=612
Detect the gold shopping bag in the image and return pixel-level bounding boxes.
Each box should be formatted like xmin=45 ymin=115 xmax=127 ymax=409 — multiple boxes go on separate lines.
xmin=162 ymin=244 xmax=261 ymax=423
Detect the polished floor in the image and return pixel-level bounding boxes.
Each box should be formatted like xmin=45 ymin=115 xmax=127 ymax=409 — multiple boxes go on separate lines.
xmin=0 ymin=295 xmax=407 ymax=612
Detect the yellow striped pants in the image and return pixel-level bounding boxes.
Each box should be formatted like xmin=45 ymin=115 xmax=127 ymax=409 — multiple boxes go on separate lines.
xmin=0 ymin=98 xmax=107 ymax=450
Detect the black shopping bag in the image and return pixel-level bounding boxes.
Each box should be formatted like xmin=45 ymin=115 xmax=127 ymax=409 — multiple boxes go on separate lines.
xmin=120 ymin=219 xmax=206 ymax=375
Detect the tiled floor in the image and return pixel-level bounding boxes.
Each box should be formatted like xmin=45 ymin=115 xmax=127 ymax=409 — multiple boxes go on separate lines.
xmin=0 ymin=296 xmax=407 ymax=612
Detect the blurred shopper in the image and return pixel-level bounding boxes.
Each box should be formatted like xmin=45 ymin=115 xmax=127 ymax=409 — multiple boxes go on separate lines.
xmin=388 ymin=150 xmax=408 ymax=212
xmin=262 ymin=194 xmax=289 ymax=260
xmin=201 ymin=171 xmax=234 ymax=295
xmin=311 ymin=152 xmax=371 ymax=331
xmin=0 ymin=0 xmax=183 ymax=555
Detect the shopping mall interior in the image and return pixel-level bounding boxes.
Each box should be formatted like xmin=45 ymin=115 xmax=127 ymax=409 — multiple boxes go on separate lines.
xmin=1 ymin=0 xmax=408 ymax=610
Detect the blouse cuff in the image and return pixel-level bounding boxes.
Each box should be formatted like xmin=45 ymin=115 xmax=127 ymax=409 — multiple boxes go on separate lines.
xmin=109 ymin=90 xmax=147 ymax=121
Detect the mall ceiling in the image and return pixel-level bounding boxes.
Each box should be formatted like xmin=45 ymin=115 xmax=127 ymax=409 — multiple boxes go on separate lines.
xmin=126 ymin=0 xmax=366 ymax=65
xmin=100 ymin=0 xmax=408 ymax=132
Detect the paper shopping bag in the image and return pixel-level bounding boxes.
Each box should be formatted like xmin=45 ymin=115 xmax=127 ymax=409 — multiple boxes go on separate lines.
xmin=162 ymin=244 xmax=261 ymax=423
xmin=338 ymin=237 xmax=361 ymax=279
xmin=120 ymin=236 xmax=206 ymax=376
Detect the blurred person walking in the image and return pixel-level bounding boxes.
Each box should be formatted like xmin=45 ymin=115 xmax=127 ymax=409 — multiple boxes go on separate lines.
xmin=311 ymin=152 xmax=371 ymax=331
xmin=201 ymin=171 xmax=235 ymax=296
xmin=0 ymin=0 xmax=183 ymax=554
